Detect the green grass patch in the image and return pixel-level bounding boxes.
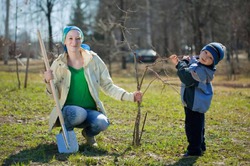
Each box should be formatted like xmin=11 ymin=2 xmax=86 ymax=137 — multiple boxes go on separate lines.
xmin=0 ymin=71 xmax=249 ymax=165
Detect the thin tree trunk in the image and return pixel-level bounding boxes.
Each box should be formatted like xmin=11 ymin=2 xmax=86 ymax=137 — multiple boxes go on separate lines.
xmin=146 ymin=0 xmax=152 ymax=47
xmin=4 ymin=0 xmax=10 ymax=65
xmin=120 ymin=0 xmax=127 ymax=69
xmin=15 ymin=0 xmax=21 ymax=89
xmin=24 ymin=51 xmax=30 ymax=88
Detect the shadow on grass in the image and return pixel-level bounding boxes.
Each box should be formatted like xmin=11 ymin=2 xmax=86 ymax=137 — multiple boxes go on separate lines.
xmin=3 ymin=143 xmax=61 ymax=165
xmin=79 ymin=144 xmax=134 ymax=164
xmin=2 ymin=142 xmax=199 ymax=165
xmin=2 ymin=143 xmax=118 ymax=165
xmin=79 ymin=144 xmax=132 ymax=163
xmin=170 ymin=156 xmax=199 ymax=166
xmin=79 ymin=144 xmax=109 ymax=156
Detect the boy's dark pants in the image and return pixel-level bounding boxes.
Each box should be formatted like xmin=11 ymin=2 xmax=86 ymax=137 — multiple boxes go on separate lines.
xmin=184 ymin=107 xmax=206 ymax=155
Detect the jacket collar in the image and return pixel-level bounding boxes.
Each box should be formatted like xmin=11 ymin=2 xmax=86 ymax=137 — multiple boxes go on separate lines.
xmin=58 ymin=48 xmax=93 ymax=67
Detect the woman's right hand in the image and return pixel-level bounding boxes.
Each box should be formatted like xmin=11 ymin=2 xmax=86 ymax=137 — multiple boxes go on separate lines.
xmin=44 ymin=70 xmax=53 ymax=83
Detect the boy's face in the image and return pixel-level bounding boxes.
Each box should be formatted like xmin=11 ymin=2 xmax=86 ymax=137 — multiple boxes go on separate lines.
xmin=199 ymin=50 xmax=214 ymax=66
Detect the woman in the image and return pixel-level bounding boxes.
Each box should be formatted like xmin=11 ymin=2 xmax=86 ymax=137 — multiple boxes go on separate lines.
xmin=44 ymin=26 xmax=142 ymax=147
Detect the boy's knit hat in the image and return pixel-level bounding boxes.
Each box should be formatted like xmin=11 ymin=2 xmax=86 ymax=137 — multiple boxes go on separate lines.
xmin=62 ymin=26 xmax=84 ymax=44
xmin=201 ymin=42 xmax=226 ymax=66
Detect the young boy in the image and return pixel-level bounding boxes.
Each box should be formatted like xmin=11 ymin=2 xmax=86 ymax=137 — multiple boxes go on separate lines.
xmin=170 ymin=42 xmax=226 ymax=157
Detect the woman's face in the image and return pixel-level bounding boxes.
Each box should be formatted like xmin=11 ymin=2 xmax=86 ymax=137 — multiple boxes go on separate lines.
xmin=64 ymin=30 xmax=82 ymax=52
xmin=199 ymin=50 xmax=214 ymax=66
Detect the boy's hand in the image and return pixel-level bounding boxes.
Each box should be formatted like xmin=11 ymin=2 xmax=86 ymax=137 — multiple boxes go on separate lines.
xmin=182 ymin=55 xmax=190 ymax=61
xmin=169 ymin=54 xmax=179 ymax=65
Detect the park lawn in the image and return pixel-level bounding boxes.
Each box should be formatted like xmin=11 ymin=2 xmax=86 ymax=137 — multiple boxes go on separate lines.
xmin=0 ymin=71 xmax=249 ymax=165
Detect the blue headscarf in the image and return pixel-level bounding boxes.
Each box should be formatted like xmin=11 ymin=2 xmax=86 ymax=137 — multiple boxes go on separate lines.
xmin=62 ymin=26 xmax=90 ymax=51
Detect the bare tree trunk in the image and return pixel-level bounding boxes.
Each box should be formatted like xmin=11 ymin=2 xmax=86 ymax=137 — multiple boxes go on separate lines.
xmin=163 ymin=16 xmax=169 ymax=55
xmin=146 ymin=0 xmax=152 ymax=47
xmin=2 ymin=46 xmax=9 ymax=65
xmin=4 ymin=0 xmax=10 ymax=65
xmin=120 ymin=0 xmax=127 ymax=69
xmin=132 ymin=52 xmax=141 ymax=146
xmin=24 ymin=45 xmax=31 ymax=88
xmin=15 ymin=0 xmax=20 ymax=89
xmin=36 ymin=1 xmax=55 ymax=54
xmin=46 ymin=1 xmax=54 ymax=53
xmin=193 ymin=2 xmax=203 ymax=54
xmin=248 ymin=46 xmax=250 ymax=61
xmin=47 ymin=14 xmax=53 ymax=53
xmin=4 ymin=0 xmax=9 ymax=39
xmin=247 ymin=30 xmax=250 ymax=61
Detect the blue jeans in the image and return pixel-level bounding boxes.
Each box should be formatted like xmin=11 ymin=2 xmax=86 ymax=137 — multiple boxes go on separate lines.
xmin=62 ymin=105 xmax=110 ymax=137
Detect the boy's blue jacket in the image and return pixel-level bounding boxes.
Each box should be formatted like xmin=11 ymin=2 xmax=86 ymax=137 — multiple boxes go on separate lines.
xmin=176 ymin=56 xmax=215 ymax=113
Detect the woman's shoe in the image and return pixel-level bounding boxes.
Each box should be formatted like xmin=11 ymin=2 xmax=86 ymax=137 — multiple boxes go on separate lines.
xmin=81 ymin=130 xmax=98 ymax=147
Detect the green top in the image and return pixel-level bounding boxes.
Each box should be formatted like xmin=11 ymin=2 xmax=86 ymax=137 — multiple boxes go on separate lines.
xmin=64 ymin=66 xmax=96 ymax=110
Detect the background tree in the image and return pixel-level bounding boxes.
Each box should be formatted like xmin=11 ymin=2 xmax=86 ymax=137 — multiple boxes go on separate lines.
xmin=69 ymin=0 xmax=88 ymax=34
xmin=93 ymin=0 xmax=132 ymax=75
xmin=119 ymin=0 xmax=127 ymax=69
xmin=1 ymin=0 xmax=250 ymax=68
xmin=35 ymin=0 xmax=59 ymax=53
xmin=3 ymin=0 xmax=10 ymax=65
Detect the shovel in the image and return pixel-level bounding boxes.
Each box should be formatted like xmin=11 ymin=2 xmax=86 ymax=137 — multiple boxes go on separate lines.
xmin=37 ymin=30 xmax=79 ymax=153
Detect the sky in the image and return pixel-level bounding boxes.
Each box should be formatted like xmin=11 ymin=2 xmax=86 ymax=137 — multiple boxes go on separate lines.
xmin=0 ymin=0 xmax=98 ymax=42
xmin=0 ymin=0 xmax=5 ymax=36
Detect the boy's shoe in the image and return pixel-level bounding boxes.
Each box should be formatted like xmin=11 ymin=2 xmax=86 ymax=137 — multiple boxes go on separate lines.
xmin=81 ymin=130 xmax=98 ymax=147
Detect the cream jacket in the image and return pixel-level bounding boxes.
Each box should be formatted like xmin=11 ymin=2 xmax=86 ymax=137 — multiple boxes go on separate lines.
xmin=46 ymin=49 xmax=134 ymax=131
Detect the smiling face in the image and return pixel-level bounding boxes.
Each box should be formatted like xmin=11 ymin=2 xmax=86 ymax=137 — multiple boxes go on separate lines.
xmin=64 ymin=30 xmax=82 ymax=53
xmin=199 ymin=50 xmax=214 ymax=66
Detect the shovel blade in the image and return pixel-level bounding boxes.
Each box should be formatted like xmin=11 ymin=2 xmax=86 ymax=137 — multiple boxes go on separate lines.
xmin=56 ymin=130 xmax=79 ymax=153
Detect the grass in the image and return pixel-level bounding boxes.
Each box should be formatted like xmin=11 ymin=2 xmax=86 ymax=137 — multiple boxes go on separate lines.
xmin=0 ymin=71 xmax=249 ymax=166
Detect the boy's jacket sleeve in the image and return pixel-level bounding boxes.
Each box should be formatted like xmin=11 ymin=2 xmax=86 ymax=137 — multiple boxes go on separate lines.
xmin=176 ymin=61 xmax=198 ymax=87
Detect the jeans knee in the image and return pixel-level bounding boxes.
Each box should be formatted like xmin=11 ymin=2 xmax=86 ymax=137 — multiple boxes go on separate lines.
xmin=63 ymin=106 xmax=87 ymax=128
xmin=90 ymin=116 xmax=109 ymax=133
xmin=97 ymin=118 xmax=109 ymax=131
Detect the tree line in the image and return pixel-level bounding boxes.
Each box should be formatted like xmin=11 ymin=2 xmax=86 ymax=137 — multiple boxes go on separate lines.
xmin=1 ymin=0 xmax=249 ymax=66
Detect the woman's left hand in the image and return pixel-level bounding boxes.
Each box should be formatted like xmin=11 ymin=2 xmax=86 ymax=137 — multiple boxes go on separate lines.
xmin=134 ymin=91 xmax=143 ymax=103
